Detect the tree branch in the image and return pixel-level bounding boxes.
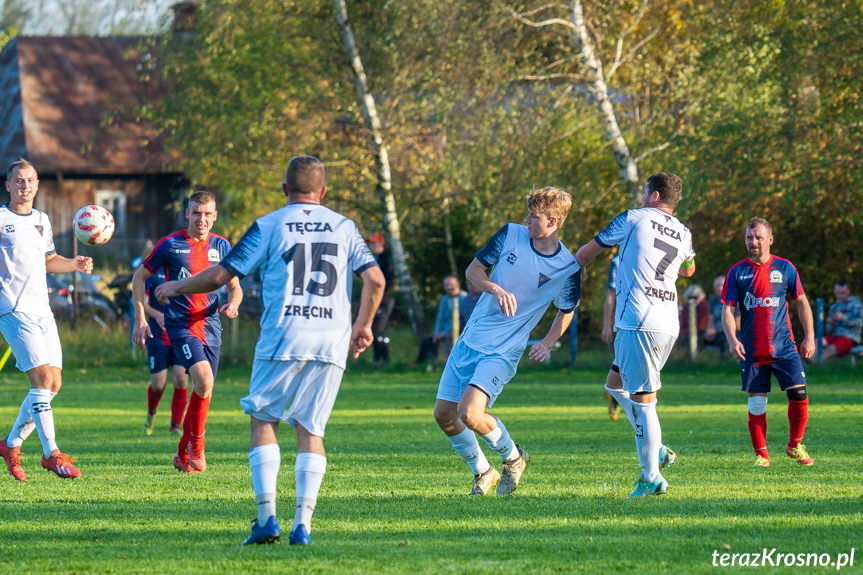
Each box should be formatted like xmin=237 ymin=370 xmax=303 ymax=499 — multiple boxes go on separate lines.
xmin=506 ymin=6 xmax=577 ymax=31
xmin=607 ymin=27 xmax=661 ymax=80
xmin=589 ymin=180 xmax=622 ymax=208
xmin=634 ymin=128 xmax=681 ymax=163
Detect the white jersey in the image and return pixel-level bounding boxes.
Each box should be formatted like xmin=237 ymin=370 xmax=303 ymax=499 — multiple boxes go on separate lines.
xmin=220 ymin=203 xmax=378 ymax=369
xmin=462 ymin=224 xmax=581 ymax=355
xmin=0 ymin=205 xmax=55 ymax=317
xmin=595 ymin=207 xmax=695 ymax=337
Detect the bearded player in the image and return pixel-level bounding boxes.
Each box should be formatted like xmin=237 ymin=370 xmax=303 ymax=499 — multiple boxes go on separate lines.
xmin=131 ymin=190 xmax=242 ymax=473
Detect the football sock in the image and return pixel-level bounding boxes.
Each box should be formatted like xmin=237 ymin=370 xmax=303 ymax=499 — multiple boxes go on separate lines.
xmin=787 ymin=397 xmax=809 ymax=448
xmin=605 ymin=386 xmax=638 ymax=431
xmin=27 ymin=389 xmax=59 ymax=458
xmin=249 ymin=443 xmax=281 ymax=525
xmin=747 ymin=395 xmax=769 ymax=458
xmin=170 ymin=387 xmax=188 ymax=427
xmin=147 ymin=386 xmax=164 ymax=415
xmin=294 ymin=452 xmax=326 ymax=532
xmin=188 ymin=392 xmax=211 ymax=452
xmin=481 ymin=417 xmax=518 ymax=462
xmin=7 ymin=397 xmax=35 ymax=448
xmin=447 ymin=427 xmax=491 ymax=475
xmin=631 ymin=400 xmax=662 ymax=482
xmin=177 ymin=407 xmax=192 ymax=459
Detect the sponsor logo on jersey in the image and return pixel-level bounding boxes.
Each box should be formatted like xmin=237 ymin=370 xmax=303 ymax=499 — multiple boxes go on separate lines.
xmin=283 ymin=304 xmax=333 ymax=319
xmin=178 ymin=267 xmax=192 ymax=280
xmin=744 ymin=292 xmax=780 ymax=310
xmin=284 ymin=222 xmax=334 ymax=234
xmin=506 ymin=252 xmax=517 ymax=265
xmin=34 ymin=225 xmax=43 ymax=236
xmin=303 ymin=209 xmax=312 ymax=215
xmin=643 ymin=286 xmax=677 ymax=302
xmin=538 ymin=273 xmax=552 ymax=287
xmin=207 ymin=248 xmax=220 ymax=262
xmin=172 ymin=248 xmax=191 ymax=253
xmin=740 ymin=273 xmax=754 ymax=280
xmin=770 ymin=270 xmax=783 ymax=283
xmin=4 ymin=225 xmax=14 ymax=233
xmin=650 ymin=220 xmax=682 ymax=241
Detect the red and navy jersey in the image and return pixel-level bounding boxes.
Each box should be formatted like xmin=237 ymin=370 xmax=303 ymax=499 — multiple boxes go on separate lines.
xmin=144 ymin=271 xmax=170 ymax=346
xmin=721 ymin=255 xmax=804 ymax=366
xmin=143 ymin=231 xmax=231 ymax=346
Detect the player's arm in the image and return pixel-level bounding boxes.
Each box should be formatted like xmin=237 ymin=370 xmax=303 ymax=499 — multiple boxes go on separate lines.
xmin=679 ymin=260 xmax=696 ymax=278
xmin=529 ymin=310 xmax=573 ymax=361
xmin=142 ymin=298 xmax=165 ymax=330
xmin=350 ymin=266 xmax=386 ymax=359
xmin=45 ymin=253 xmax=93 ymax=274
xmin=466 ymin=257 xmax=517 ymax=317
xmin=218 ymin=276 xmax=243 ymax=319
xmin=155 ymin=264 xmax=235 ymax=304
xmin=575 ymin=240 xmax=605 ymax=268
xmin=794 ymin=294 xmax=816 ymax=360
xmin=131 ymin=266 xmax=154 ymax=351
xmin=722 ymin=304 xmax=745 ymax=361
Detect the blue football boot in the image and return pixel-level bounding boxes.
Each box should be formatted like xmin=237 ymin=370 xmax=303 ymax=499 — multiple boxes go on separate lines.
xmin=242 ymin=516 xmax=281 ymax=545
xmin=289 ymin=524 xmax=311 ymax=545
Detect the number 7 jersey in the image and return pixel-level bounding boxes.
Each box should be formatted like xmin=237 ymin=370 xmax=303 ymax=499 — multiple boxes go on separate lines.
xmin=595 ymin=207 xmax=695 ymax=337
xmin=220 ymin=203 xmax=378 ymax=369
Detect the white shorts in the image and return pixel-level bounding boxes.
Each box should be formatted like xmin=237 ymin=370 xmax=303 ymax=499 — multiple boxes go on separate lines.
xmin=0 ymin=312 xmax=62 ymax=372
xmin=613 ymin=329 xmax=675 ymax=394
xmin=436 ymin=338 xmax=522 ymax=408
xmin=240 ymin=359 xmax=344 ymax=437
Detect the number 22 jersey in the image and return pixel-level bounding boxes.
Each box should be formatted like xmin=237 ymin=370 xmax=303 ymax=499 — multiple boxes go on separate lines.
xmin=595 ymin=207 xmax=695 ymax=338
xmin=220 ymin=203 xmax=378 ymax=369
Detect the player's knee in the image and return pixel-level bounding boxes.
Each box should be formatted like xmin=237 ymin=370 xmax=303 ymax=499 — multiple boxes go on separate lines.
xmin=433 ymin=403 xmax=457 ymax=428
xmin=748 ymin=395 xmax=768 ymax=415
xmin=456 ymin=403 xmax=484 ymax=431
xmin=786 ymin=387 xmax=807 ymax=401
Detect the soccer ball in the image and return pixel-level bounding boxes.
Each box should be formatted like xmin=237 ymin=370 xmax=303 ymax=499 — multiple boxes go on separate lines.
xmin=73 ymin=205 xmax=115 ymax=246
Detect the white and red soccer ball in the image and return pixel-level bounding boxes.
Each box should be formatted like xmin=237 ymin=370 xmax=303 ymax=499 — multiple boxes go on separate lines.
xmin=73 ymin=205 xmax=115 ymax=246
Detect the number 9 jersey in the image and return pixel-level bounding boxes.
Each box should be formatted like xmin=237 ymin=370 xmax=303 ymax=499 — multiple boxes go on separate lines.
xmin=220 ymin=204 xmax=378 ymax=369
xmin=595 ymin=207 xmax=695 ymax=338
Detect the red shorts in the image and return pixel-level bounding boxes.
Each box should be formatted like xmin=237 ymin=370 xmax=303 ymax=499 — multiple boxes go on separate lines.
xmin=824 ymin=335 xmax=854 ymax=357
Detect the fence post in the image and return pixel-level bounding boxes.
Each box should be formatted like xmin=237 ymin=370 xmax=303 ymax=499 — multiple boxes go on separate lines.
xmin=816 ymin=297 xmax=824 ymax=362
xmin=688 ymin=298 xmax=698 ymax=361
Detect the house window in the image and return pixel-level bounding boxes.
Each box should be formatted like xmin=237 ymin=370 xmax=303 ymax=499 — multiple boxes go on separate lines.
xmin=95 ymin=190 xmax=126 ymax=233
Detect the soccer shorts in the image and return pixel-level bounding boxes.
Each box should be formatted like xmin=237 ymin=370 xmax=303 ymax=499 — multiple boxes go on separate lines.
xmin=240 ymin=359 xmax=344 ymax=437
xmin=0 ymin=312 xmax=62 ymax=372
xmin=613 ymin=329 xmax=676 ymax=394
xmin=436 ymin=338 xmax=522 ymax=408
xmin=171 ymin=336 xmax=220 ymax=379
xmin=146 ymin=339 xmax=181 ymax=374
xmin=740 ymin=357 xmax=806 ymax=393
xmin=824 ymin=335 xmax=855 ymax=357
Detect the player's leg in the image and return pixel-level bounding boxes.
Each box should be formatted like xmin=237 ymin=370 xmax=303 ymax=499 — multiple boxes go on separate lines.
xmin=172 ymin=338 xmax=217 ymax=472
xmin=169 ymin=364 xmax=189 ymax=435
xmin=605 ymin=366 xmax=635 ymax=427
xmin=243 ymin=416 xmax=282 ymax=545
xmin=34 ymin=366 xmax=80 ymax=478
xmin=742 ymin=365 xmax=771 ymax=466
xmin=144 ymin=369 xmax=168 ymax=435
xmin=778 ymin=358 xmax=813 ymax=465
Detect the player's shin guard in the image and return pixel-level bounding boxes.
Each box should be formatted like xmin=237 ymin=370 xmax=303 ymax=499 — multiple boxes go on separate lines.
xmin=605 ymin=386 xmax=638 ymax=431
xmin=147 ymin=386 xmax=164 ymax=415
xmin=631 ymin=400 xmax=662 ymax=482
xmin=787 ymin=395 xmax=809 ymax=449
xmin=481 ymin=417 xmax=518 ymax=462
xmin=27 ymin=389 xmax=59 ymax=458
xmin=7 ymin=397 xmax=35 ymax=448
xmin=187 ymin=392 xmax=211 ymax=451
xmin=294 ymin=452 xmax=326 ymax=532
xmin=170 ymin=387 xmax=188 ymax=428
xmin=249 ymin=443 xmax=281 ymax=525
xmin=448 ymin=427 xmax=491 ymax=475
xmin=747 ymin=396 xmax=769 ymax=458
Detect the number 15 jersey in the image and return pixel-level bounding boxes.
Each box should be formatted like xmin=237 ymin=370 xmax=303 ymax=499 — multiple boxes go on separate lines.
xmin=220 ymin=203 xmax=378 ymax=369
xmin=595 ymin=207 xmax=695 ymax=338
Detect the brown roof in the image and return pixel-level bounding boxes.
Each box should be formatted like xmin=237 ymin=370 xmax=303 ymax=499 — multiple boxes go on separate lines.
xmin=0 ymin=36 xmax=180 ymax=175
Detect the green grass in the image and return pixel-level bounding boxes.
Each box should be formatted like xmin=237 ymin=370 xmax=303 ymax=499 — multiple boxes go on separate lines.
xmin=1 ymin=363 xmax=862 ymax=574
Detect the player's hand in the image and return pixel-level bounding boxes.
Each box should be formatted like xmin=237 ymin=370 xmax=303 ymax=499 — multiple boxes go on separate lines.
xmin=528 ymin=341 xmax=550 ymax=361
xmin=601 ymin=324 xmax=614 ymax=345
xmin=76 ymin=256 xmax=94 ymax=274
xmin=155 ymin=311 xmax=166 ymax=330
xmin=492 ymin=287 xmax=517 ymax=317
xmin=132 ymin=323 xmax=153 ymax=351
xmin=219 ymin=303 xmax=239 ymax=319
xmin=349 ymin=323 xmax=374 ymax=359
xmin=154 ymin=281 xmax=179 ymax=305
xmin=729 ymin=339 xmax=746 ymax=361
xmin=799 ymin=336 xmax=816 ymax=360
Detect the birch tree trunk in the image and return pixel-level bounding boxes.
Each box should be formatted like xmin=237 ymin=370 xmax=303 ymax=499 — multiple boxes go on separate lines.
xmin=334 ymin=0 xmax=425 ymax=335
xmin=570 ymin=0 xmax=641 ymax=206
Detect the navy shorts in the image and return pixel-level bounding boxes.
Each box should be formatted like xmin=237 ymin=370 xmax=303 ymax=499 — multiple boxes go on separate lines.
xmin=740 ymin=357 xmax=806 ymax=393
xmin=171 ymin=337 xmax=220 ymax=379
xmin=146 ymin=339 xmax=181 ymax=374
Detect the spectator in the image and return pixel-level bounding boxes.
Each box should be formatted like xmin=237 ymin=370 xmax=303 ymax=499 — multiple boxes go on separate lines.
xmin=368 ymin=233 xmax=395 ymax=364
xmin=415 ymin=275 xmax=467 ymax=363
xmin=678 ymin=284 xmax=710 ymax=347
xmin=460 ymin=280 xmax=482 ymax=328
xmin=704 ymin=274 xmax=739 ymax=354
xmin=822 ymin=280 xmax=863 ymax=362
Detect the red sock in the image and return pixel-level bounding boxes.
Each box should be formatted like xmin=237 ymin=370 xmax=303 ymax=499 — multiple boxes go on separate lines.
xmin=147 ymin=386 xmax=164 ymax=415
xmin=787 ymin=398 xmax=809 ymax=448
xmin=170 ymin=388 xmax=188 ymax=427
xmin=178 ymin=408 xmax=192 ymax=460
xmin=748 ymin=411 xmax=768 ymax=458
xmin=188 ymin=392 xmax=211 ymax=452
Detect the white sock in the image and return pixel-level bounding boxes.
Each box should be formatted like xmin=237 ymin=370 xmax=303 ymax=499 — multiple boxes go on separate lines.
xmin=249 ymin=443 xmax=281 ymax=525
xmin=7 ymin=397 xmax=35 ymax=449
xmin=294 ymin=452 xmax=326 ymax=532
xmin=606 ymin=385 xmax=638 ymax=431
xmin=631 ymin=400 xmax=662 ymax=482
xmin=28 ymin=389 xmax=58 ymax=458
xmin=481 ymin=417 xmax=518 ymax=462
xmin=447 ymin=427 xmax=490 ymax=475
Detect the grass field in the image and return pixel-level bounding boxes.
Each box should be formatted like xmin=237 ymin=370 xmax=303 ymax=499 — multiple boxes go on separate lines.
xmin=0 ymin=360 xmax=861 ymax=574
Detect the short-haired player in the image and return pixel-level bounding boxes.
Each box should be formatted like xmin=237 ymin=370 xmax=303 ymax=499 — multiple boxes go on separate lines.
xmin=433 ymin=187 xmax=581 ymax=496
xmin=0 ymin=159 xmax=94 ymax=481
xmin=131 ymin=191 xmax=242 ymax=473
xmin=577 ymin=173 xmax=696 ymax=497
xmin=155 ymin=156 xmax=385 ymax=546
